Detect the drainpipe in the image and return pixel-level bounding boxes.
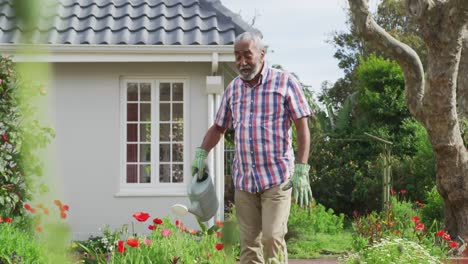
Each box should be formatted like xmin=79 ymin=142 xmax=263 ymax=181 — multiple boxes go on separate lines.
xmin=206 ymin=52 xmax=225 ymax=223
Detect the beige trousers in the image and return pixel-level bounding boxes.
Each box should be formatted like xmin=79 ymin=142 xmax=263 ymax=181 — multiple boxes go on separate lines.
xmin=235 ymin=182 xmax=292 ymax=264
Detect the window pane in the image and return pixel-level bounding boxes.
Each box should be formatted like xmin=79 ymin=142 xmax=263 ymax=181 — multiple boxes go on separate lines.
xmin=160 ymin=103 xmax=170 ymax=121
xmin=127 ymin=144 xmax=137 ymax=162
xmin=172 ymin=83 xmax=183 ymax=101
xmin=160 ymin=124 xmax=170 ymax=141
xmin=173 ymin=103 xmax=183 ymax=121
xmin=140 ymin=83 xmax=151 ymax=101
xmin=140 ymin=164 xmax=151 ymax=183
xmin=140 ymin=144 xmax=151 ymax=162
xmin=172 ymin=123 xmax=183 ymax=141
xmin=159 ymin=144 xmax=170 ymax=162
xmin=127 ymin=124 xmax=137 ymax=142
xmin=140 ymin=103 xmax=151 ymax=121
xmin=160 ymin=83 xmax=170 ymax=101
xmin=126 ymin=164 xmax=137 ymax=183
xmin=159 ymin=164 xmax=170 ymax=183
xmin=127 ymin=83 xmax=138 ymax=101
xmin=172 ymin=164 xmax=183 ymax=183
xmin=173 ymin=144 xmax=183 ymax=162
xmin=140 ymin=123 xmax=151 ymax=142
xmin=127 ymin=103 xmax=138 ymax=121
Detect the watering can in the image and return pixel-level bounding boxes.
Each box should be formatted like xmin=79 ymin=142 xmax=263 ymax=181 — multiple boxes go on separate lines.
xmin=171 ymin=169 xmax=219 ymax=222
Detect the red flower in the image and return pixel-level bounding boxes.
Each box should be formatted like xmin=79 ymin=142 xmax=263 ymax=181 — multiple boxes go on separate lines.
xmin=175 ymin=220 xmax=180 ymax=226
xmin=443 ymin=233 xmax=451 ymax=241
xmin=415 ymin=223 xmax=425 ymax=231
xmin=24 ymin=204 xmax=32 ymax=211
xmin=61 ymin=205 xmax=69 ymax=211
xmin=411 ymin=216 xmax=420 ymax=223
xmin=2 ymin=133 xmax=9 ymax=142
xmin=215 ymin=243 xmax=224 ymax=250
xmin=126 ymin=238 xmax=140 ymax=248
xmin=60 ymin=212 xmax=67 ymax=219
xmin=5 ymin=218 xmax=12 ymax=223
xmin=215 ymin=231 xmax=222 ymax=238
xmin=132 ymin=212 xmax=150 ymax=222
xmin=436 ymin=230 xmax=446 ymax=237
xmin=152 ymin=218 xmax=163 ymax=225
xmin=54 ymin=200 xmax=62 ymax=207
xmin=189 ymin=229 xmax=197 ymax=235
xmin=36 ymin=227 xmax=43 ymax=232
xmin=449 ymin=241 xmax=459 ymax=248
xmin=117 ymin=240 xmax=126 ymax=253
xmin=148 ymin=225 xmax=155 ymax=230
xmin=30 ymin=208 xmax=37 ymax=214
xmin=400 ymin=189 xmax=406 ymax=194
xmin=391 ymin=189 xmax=397 ymax=195
xmin=0 ymin=218 xmax=3 ymax=223
xmin=215 ymin=220 xmax=224 ymax=228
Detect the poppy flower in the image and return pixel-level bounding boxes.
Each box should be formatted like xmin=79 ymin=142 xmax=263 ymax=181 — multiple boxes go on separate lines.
xmin=24 ymin=204 xmax=31 ymax=210
xmin=61 ymin=205 xmax=69 ymax=211
xmin=411 ymin=216 xmax=420 ymax=223
xmin=132 ymin=212 xmax=150 ymax=222
xmin=127 ymin=238 xmax=140 ymax=248
xmin=153 ymin=218 xmax=163 ymax=225
xmin=175 ymin=220 xmax=180 ymax=226
xmin=215 ymin=220 xmax=224 ymax=228
xmin=148 ymin=225 xmax=155 ymax=230
xmin=5 ymin=218 xmax=12 ymax=223
xmin=144 ymin=239 xmax=151 ymax=245
xmin=161 ymin=228 xmax=172 ymax=237
xmin=117 ymin=240 xmax=126 ymax=253
xmin=400 ymin=189 xmax=406 ymax=194
xmin=415 ymin=223 xmax=425 ymax=231
xmin=60 ymin=212 xmax=67 ymax=219
xmin=436 ymin=230 xmax=446 ymax=237
xmin=215 ymin=243 xmax=224 ymax=250
xmin=391 ymin=189 xmax=397 ymax=195
xmin=0 ymin=218 xmax=3 ymax=223
xmin=443 ymin=233 xmax=451 ymax=241
xmin=189 ymin=229 xmax=197 ymax=235
xmin=449 ymin=241 xmax=459 ymax=248
xmin=2 ymin=133 xmax=9 ymax=142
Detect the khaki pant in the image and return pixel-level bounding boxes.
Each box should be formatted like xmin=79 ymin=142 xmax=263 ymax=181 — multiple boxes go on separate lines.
xmin=235 ymin=182 xmax=292 ymax=264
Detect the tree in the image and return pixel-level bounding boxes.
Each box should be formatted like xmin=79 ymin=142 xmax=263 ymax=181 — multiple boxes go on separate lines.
xmin=348 ymin=0 xmax=468 ymax=247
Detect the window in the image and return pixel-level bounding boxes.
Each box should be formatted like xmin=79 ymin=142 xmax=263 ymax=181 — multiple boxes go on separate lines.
xmin=119 ymin=78 xmax=188 ymax=196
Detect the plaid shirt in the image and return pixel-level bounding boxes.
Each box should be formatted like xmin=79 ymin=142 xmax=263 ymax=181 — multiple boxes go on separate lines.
xmin=215 ymin=63 xmax=311 ymax=193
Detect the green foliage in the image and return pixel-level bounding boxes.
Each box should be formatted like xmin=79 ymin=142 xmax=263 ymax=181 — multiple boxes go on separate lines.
xmin=339 ymin=238 xmax=442 ymax=264
xmin=0 ymin=56 xmax=55 ymax=220
xmin=288 ymin=201 xmax=345 ymax=236
xmin=0 ymin=222 xmax=47 ymax=263
xmin=420 ymin=187 xmax=444 ymax=228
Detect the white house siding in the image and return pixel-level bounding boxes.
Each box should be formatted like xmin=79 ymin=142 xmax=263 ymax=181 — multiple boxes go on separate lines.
xmin=50 ymin=62 xmax=213 ymax=240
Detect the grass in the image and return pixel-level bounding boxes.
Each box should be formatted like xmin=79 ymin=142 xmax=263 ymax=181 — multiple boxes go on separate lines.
xmin=287 ymin=228 xmax=354 ymax=259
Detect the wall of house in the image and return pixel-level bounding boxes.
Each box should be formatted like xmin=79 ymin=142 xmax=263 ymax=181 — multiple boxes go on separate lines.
xmin=49 ymin=62 xmax=218 ymax=240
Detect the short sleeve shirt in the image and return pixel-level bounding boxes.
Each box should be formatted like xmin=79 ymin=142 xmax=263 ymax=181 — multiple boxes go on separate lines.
xmin=215 ymin=63 xmax=311 ymax=193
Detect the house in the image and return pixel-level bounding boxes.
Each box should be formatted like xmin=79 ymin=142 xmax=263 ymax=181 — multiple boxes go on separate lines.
xmin=0 ymin=0 xmax=260 ymax=240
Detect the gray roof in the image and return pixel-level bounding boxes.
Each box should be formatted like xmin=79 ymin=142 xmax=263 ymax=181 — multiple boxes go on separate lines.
xmin=0 ymin=0 xmax=261 ymax=45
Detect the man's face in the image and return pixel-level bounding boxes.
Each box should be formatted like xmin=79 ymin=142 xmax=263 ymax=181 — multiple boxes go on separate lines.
xmin=234 ymin=40 xmax=265 ymax=81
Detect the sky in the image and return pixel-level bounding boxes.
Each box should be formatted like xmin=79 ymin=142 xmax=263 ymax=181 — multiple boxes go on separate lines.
xmin=221 ymin=0 xmax=380 ymax=94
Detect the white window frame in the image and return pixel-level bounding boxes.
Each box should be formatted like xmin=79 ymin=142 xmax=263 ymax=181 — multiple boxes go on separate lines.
xmin=116 ymin=76 xmax=189 ymax=197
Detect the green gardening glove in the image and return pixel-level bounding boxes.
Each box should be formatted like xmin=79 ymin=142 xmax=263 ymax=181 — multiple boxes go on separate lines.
xmin=191 ymin=147 xmax=208 ymax=179
xmin=282 ymin=163 xmax=312 ymax=207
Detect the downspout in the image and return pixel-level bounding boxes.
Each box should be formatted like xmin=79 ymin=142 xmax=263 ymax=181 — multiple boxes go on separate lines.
xmin=206 ymin=52 xmax=225 ymax=223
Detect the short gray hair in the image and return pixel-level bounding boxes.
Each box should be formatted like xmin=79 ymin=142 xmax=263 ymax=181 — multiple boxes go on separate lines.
xmin=235 ymin=32 xmax=265 ymax=50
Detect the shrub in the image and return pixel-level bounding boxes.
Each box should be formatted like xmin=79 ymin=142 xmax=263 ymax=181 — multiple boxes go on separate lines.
xmin=0 ymin=220 xmax=46 ymax=263
xmin=420 ymin=186 xmax=444 ymax=227
xmin=339 ymin=238 xmax=442 ymax=264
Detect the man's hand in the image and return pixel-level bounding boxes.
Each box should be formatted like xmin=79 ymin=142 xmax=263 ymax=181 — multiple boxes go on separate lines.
xmin=191 ymin=147 xmax=208 ymax=179
xmin=282 ymin=163 xmax=312 ymax=207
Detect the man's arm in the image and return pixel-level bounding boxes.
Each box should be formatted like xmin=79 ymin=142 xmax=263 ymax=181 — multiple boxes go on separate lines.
xmin=294 ymin=117 xmax=310 ymax=163
xmin=200 ymin=124 xmax=227 ymax=152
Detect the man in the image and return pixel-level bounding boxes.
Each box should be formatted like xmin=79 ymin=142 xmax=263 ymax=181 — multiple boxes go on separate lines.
xmin=192 ymin=32 xmax=312 ymax=263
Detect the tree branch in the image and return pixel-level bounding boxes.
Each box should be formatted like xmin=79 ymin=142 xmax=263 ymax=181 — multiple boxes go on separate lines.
xmin=348 ymin=0 xmax=425 ymax=121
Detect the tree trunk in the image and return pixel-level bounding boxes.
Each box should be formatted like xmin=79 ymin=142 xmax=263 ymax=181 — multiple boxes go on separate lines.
xmin=348 ymin=0 xmax=468 ymax=249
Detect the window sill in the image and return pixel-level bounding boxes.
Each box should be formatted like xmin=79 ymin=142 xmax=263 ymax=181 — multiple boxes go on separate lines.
xmin=115 ymin=185 xmax=187 ymax=197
